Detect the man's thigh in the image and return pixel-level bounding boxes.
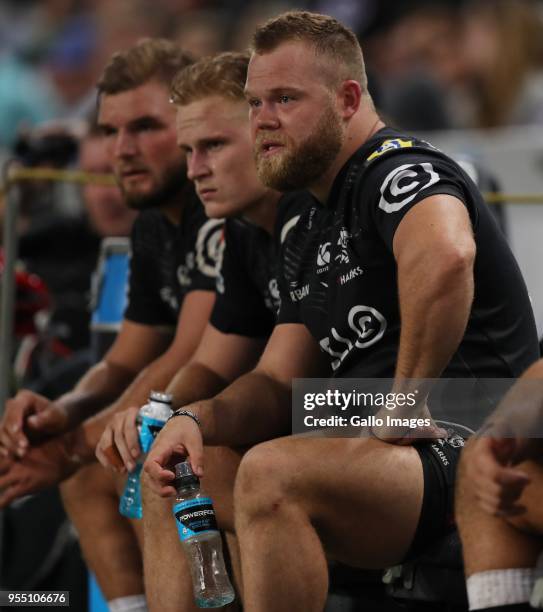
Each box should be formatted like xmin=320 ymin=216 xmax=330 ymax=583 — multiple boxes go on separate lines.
xmin=241 ymin=436 xmax=425 ymax=569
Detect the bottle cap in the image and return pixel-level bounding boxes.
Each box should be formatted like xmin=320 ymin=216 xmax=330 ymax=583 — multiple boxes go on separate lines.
xmin=173 ymin=461 xmax=199 ymax=489
xmin=149 ymin=391 xmax=173 ymax=405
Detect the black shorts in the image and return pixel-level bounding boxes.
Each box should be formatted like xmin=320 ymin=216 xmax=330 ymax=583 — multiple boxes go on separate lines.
xmin=404 ymin=423 xmax=470 ymax=560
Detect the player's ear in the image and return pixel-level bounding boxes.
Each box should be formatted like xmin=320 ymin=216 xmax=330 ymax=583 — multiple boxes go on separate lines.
xmin=337 ymin=80 xmax=362 ymax=119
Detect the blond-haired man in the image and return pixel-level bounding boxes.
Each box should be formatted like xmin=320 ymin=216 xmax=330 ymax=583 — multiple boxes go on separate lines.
xmin=96 ymin=51 xmax=306 ymax=611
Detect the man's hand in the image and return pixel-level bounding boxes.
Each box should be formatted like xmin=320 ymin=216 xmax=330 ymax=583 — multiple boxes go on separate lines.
xmin=465 ymin=434 xmax=535 ymax=517
xmin=143 ymin=412 xmax=204 ymax=497
xmin=0 ymin=433 xmax=81 ymax=507
xmin=0 ymin=391 xmax=69 ymax=457
xmin=371 ymin=398 xmax=446 ymax=445
xmin=95 ymin=407 xmax=140 ymax=473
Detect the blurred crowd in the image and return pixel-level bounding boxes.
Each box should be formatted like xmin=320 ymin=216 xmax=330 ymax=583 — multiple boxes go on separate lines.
xmin=1 ymin=0 xmax=543 ymax=156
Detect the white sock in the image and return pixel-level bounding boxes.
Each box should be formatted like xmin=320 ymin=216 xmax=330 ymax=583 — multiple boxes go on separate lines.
xmin=530 ymin=552 xmax=543 ymax=608
xmin=467 ymin=569 xmax=535 ymax=610
xmin=108 ymin=594 xmax=148 ymax=612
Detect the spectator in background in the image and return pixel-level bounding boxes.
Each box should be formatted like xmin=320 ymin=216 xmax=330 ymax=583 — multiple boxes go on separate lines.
xmin=364 ymin=2 xmax=466 ymax=131
xmin=460 ymin=0 xmax=543 ymax=129
xmin=15 ymin=121 xmax=137 ymax=398
xmin=14 ymin=125 xmax=101 ymax=358
xmin=364 ymin=0 xmax=543 ymax=132
xmin=169 ymin=10 xmax=226 ymax=57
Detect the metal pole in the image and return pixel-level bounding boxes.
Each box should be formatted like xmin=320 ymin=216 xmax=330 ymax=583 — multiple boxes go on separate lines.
xmin=0 ymin=161 xmax=19 ymax=587
xmin=0 ymin=161 xmax=19 ymax=414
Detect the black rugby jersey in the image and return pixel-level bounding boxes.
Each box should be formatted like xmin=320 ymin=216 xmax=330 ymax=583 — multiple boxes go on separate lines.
xmin=125 ymin=193 xmax=223 ymax=328
xmin=211 ymin=194 xmax=309 ymax=338
xmin=277 ymin=128 xmax=539 ymax=378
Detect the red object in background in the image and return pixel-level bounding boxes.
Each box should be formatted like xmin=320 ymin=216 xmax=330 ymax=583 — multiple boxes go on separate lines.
xmin=0 ymin=249 xmax=51 ymax=336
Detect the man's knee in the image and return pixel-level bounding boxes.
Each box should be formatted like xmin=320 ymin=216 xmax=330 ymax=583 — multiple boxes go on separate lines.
xmin=235 ymin=441 xmax=294 ymax=524
xmin=60 ymin=463 xmax=115 ymax=514
xmin=141 ymin=469 xmax=161 ymax=507
xmin=141 ymin=470 xmax=172 ymax=522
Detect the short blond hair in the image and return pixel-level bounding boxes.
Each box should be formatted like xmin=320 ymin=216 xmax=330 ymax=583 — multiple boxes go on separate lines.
xmin=251 ymin=11 xmax=367 ymax=91
xmin=170 ymin=52 xmax=249 ymax=106
xmin=97 ymin=38 xmax=194 ymax=96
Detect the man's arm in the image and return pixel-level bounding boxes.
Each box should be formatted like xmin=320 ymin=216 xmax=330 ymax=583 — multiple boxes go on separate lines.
xmin=75 ymin=290 xmax=216 ymax=461
xmin=373 ymin=194 xmax=476 ymax=440
xmin=167 ymin=323 xmax=267 ymax=407
xmin=96 ymin=323 xmax=266 ymax=470
xmin=0 ymin=291 xmax=216 ymax=506
xmin=144 ymin=323 xmax=328 ymax=494
xmin=0 ymin=320 xmax=170 ymax=454
xmin=48 ymin=321 xmax=171 ymax=421
xmin=189 ymin=322 xmax=327 ymax=446
xmin=392 ymin=194 xmax=476 ymax=381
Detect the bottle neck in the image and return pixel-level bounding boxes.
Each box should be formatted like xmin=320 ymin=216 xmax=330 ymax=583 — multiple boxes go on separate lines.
xmin=175 ymin=482 xmax=200 ymax=500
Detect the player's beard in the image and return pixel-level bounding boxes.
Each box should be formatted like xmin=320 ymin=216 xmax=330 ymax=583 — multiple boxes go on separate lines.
xmin=122 ymin=159 xmax=189 ymax=211
xmin=254 ymin=103 xmax=343 ymax=192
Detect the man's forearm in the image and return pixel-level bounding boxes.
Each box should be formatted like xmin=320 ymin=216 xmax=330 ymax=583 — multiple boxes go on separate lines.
xmin=166 ymin=362 xmax=229 ymax=409
xmin=67 ymin=348 xmax=197 ymax=460
xmin=191 ymin=370 xmax=291 ymax=447
xmin=55 ymin=361 xmax=137 ymax=428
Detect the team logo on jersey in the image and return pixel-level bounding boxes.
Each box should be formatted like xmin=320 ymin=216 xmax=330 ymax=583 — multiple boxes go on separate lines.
xmin=319 ymin=305 xmax=387 ymax=370
xmin=265 ymin=278 xmax=281 ymax=312
xmin=177 ymin=251 xmax=195 ymax=288
xmin=447 ymin=433 xmax=465 ymax=448
xmin=378 ymin=162 xmax=440 ymax=213
xmin=367 ymin=139 xmax=414 ymax=162
xmin=196 ymin=219 xmax=224 ymax=277
xmin=306 ymin=207 xmax=317 ymax=231
xmin=160 ymin=286 xmax=179 ymax=311
xmin=316 ymin=242 xmax=331 ymax=272
xmin=290 ymin=283 xmax=310 ymax=302
xmin=280 ymin=215 xmax=301 ymax=244
xmin=269 ymin=278 xmax=280 ymax=301
xmin=335 ymin=228 xmax=351 ymax=264
xmin=339 ymin=266 xmax=363 ymax=285
xmin=215 ymin=272 xmax=225 ymax=294
xmin=213 ymin=228 xmax=227 ymax=295
xmin=348 ymin=305 xmax=387 ymax=348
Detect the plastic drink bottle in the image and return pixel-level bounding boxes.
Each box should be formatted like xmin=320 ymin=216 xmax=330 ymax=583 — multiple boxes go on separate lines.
xmin=119 ymin=391 xmax=172 ymax=519
xmin=172 ymin=461 xmax=235 ymax=608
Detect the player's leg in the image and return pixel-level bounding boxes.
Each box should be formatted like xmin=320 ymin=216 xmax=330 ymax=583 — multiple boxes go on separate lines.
xmin=457 ymin=447 xmax=543 ymax=611
xmin=234 ymin=435 xmax=447 ymax=612
xmin=60 ymin=463 xmax=145 ymax=609
xmin=141 ymin=446 xmax=243 ymax=612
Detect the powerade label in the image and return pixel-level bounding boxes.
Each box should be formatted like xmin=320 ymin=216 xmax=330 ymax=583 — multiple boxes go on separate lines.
xmin=139 ymin=416 xmax=166 ymax=453
xmin=173 ymin=497 xmax=218 ymax=541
